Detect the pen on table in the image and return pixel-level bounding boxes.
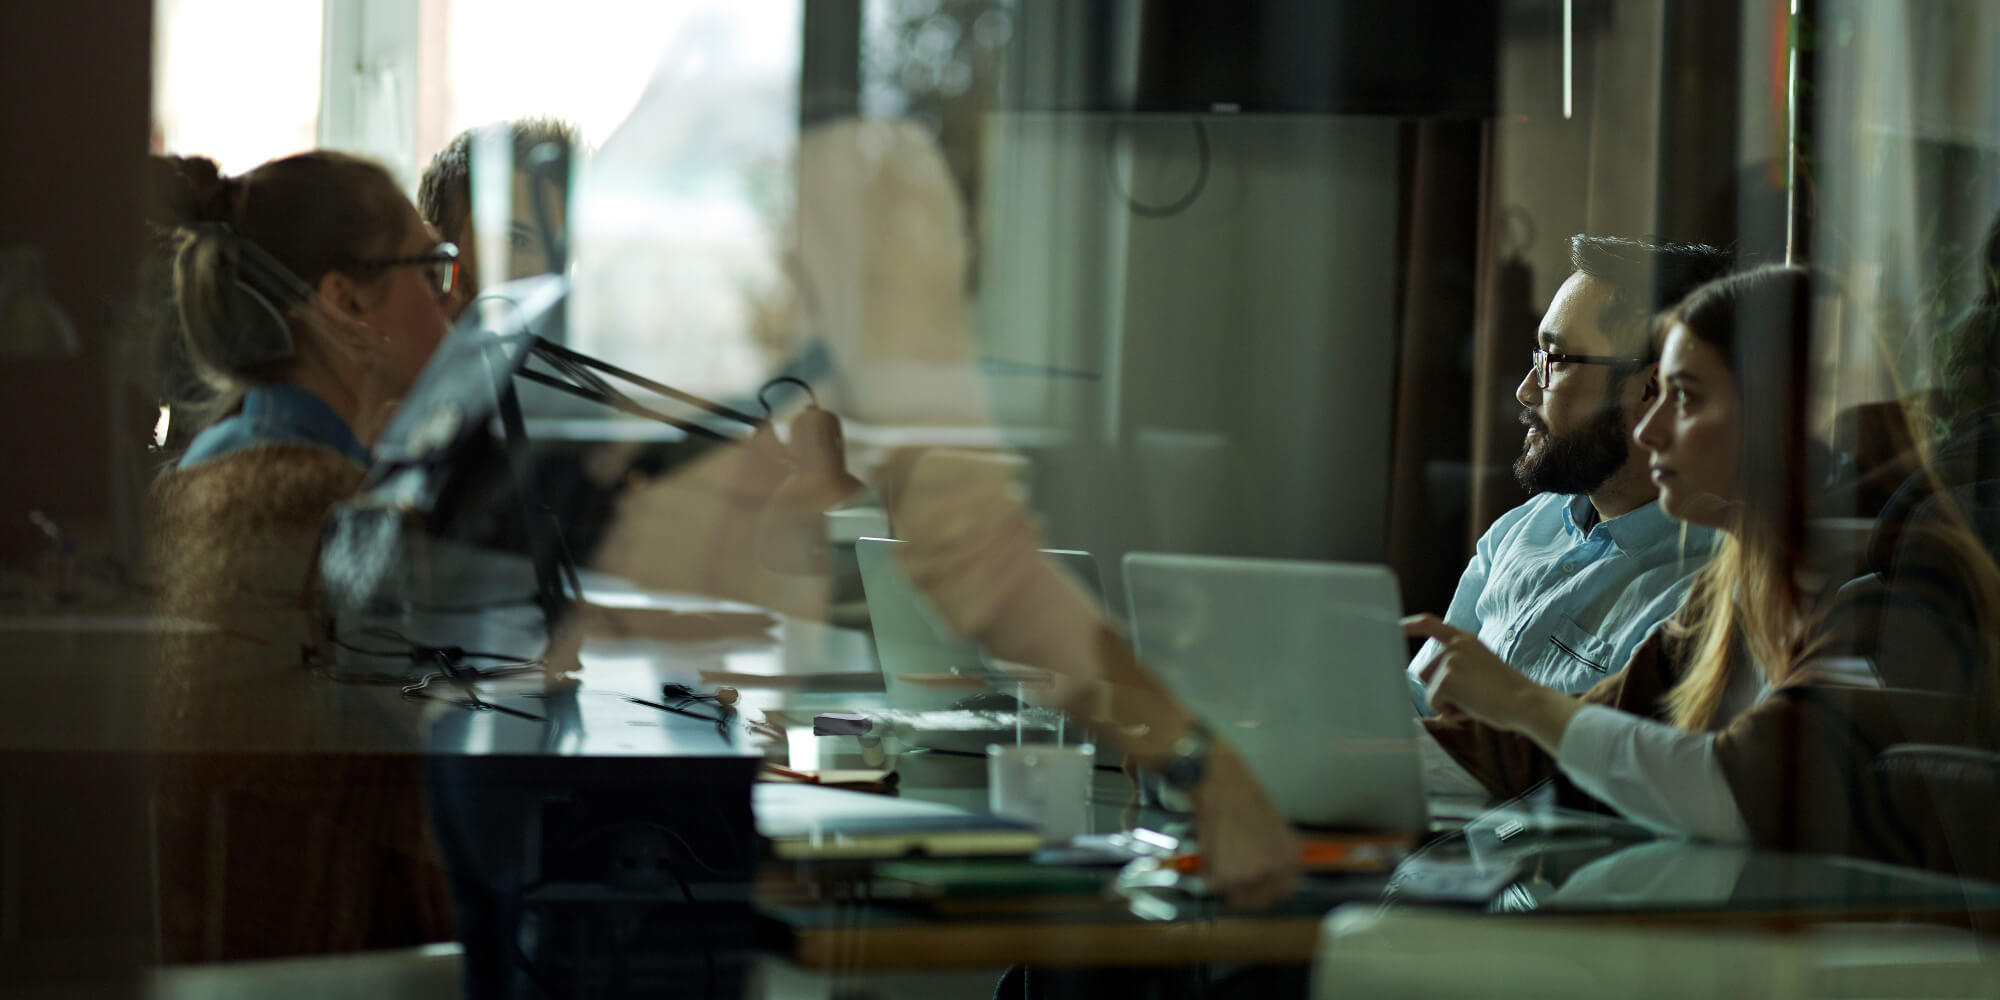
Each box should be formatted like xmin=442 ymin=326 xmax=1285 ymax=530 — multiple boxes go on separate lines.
xmin=763 ymin=763 xmax=821 ymax=783
xmin=1166 ymin=838 xmax=1405 ymax=874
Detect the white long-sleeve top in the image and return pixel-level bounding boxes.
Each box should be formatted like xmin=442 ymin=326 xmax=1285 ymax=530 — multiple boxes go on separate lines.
xmin=1553 ymin=705 xmax=1749 ymax=841
xmin=1421 ymin=649 xmax=1795 ymax=841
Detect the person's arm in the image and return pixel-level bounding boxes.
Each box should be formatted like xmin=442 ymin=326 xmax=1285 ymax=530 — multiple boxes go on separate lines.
xmin=1404 ymin=613 xmax=1583 ymax=750
xmin=886 ymin=449 xmax=1301 ymax=908
xmin=1405 ymin=614 xmax=1749 ymax=841
xmin=1409 ymin=518 xmax=1502 ymax=715
xmin=1554 ymin=706 xmax=1750 ymax=841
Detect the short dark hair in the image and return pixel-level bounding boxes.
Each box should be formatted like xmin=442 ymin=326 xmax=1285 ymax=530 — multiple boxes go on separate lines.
xmin=1570 ymin=235 xmax=1734 ymax=356
xmin=418 ymin=117 xmax=579 ymax=243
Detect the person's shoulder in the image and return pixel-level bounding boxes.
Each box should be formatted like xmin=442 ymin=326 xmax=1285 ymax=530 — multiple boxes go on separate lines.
xmin=154 ymin=444 xmax=366 ymax=528
xmin=174 ymin=412 xmax=264 ymax=470
xmin=1480 ymin=492 xmax=1572 ymax=543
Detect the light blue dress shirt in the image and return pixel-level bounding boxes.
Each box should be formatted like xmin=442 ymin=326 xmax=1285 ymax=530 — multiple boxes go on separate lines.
xmin=177 ymin=383 xmax=371 ymax=471
xmin=1410 ymin=492 xmax=1714 ymax=707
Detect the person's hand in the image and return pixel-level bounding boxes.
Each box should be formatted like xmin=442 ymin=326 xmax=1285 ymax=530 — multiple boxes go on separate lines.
xmin=1188 ymin=745 xmax=1301 ymax=910
xmin=753 ymin=406 xmax=866 ymax=575
xmin=1401 ymin=614 xmax=1580 ymax=752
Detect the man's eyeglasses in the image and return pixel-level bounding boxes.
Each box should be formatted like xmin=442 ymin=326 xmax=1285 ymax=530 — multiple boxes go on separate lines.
xmin=343 ymin=242 xmax=460 ymax=299
xmin=1530 ymin=347 xmax=1645 ymax=389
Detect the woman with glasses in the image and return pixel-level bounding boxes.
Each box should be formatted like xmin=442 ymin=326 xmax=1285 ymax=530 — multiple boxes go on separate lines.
xmin=159 ymin=151 xmax=457 ymax=472
xmin=147 ymin=151 xmax=461 ymax=960
xmin=1410 ymin=265 xmax=2000 ymax=877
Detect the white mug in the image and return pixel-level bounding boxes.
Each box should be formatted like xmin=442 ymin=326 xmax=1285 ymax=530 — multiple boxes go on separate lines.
xmin=987 ymin=743 xmax=1095 ymax=843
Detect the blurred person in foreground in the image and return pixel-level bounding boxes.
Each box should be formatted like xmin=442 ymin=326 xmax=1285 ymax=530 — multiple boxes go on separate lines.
xmin=881 ymin=449 xmax=1302 ymax=909
xmin=1411 ymin=265 xmax=2000 ymax=875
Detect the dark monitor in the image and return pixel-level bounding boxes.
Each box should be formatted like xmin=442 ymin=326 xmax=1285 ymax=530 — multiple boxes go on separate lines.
xmin=318 ymin=275 xmax=756 ymax=622
xmin=1007 ymin=0 xmax=1501 ymax=117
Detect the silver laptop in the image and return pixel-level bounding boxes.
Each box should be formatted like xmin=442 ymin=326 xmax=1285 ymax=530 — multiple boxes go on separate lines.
xmin=855 ymin=537 xmax=1101 ymax=717
xmin=1123 ymin=553 xmax=1427 ymax=831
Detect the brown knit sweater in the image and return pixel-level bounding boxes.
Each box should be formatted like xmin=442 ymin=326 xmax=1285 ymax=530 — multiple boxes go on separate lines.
xmin=147 ymin=444 xmax=453 ymax=961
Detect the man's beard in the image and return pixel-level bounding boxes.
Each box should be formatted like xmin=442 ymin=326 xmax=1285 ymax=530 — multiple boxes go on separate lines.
xmin=1513 ymin=403 xmax=1631 ymax=496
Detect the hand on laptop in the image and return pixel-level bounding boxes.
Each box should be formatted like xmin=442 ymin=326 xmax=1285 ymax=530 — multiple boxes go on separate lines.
xmin=1402 ymin=614 xmax=1584 ymax=754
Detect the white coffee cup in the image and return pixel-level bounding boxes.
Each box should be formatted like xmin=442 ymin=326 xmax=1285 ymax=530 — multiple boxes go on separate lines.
xmin=987 ymin=743 xmax=1095 ymax=843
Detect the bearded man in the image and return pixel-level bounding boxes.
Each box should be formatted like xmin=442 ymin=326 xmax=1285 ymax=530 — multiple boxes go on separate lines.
xmin=1409 ymin=236 xmax=1732 ymax=704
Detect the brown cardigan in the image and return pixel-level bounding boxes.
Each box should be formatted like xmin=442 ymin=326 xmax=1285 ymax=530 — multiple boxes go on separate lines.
xmin=148 ymin=444 xmax=453 ymax=960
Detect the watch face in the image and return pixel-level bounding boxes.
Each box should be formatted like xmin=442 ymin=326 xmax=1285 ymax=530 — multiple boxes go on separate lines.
xmin=1162 ymin=753 xmax=1207 ymax=792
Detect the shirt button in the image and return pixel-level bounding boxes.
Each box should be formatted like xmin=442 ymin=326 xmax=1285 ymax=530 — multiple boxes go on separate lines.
xmin=1503 ymin=628 xmax=1516 ymax=641
xmin=1563 ymin=562 xmax=1576 ymax=572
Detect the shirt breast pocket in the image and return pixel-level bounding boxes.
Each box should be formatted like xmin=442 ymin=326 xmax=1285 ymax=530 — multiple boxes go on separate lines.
xmin=1543 ymin=616 xmax=1618 ymax=690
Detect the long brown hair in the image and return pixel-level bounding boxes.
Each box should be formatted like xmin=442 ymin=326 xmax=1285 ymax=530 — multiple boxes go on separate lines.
xmin=1663 ymin=265 xmax=2000 ymax=731
xmin=1659 ymin=266 xmax=1820 ymax=729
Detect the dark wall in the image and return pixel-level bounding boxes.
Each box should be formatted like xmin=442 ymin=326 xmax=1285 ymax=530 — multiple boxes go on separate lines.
xmin=0 ymin=0 xmax=154 ymax=526
xmin=0 ymin=1 xmax=158 ymax=990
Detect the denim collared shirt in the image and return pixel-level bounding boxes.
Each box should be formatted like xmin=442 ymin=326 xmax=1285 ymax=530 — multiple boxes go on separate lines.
xmin=1410 ymin=492 xmax=1714 ymax=707
xmin=177 ymin=383 xmax=371 ymax=471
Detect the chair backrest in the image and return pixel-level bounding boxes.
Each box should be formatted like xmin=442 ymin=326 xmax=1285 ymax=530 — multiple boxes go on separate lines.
xmin=1876 ymin=743 xmax=2000 ymax=937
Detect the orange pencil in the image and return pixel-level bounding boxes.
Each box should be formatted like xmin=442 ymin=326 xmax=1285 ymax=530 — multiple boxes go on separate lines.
xmin=763 ymin=763 xmax=821 ymax=783
xmin=1167 ymin=835 xmax=1407 ymax=874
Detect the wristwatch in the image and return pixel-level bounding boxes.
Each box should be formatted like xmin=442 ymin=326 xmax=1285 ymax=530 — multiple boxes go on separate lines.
xmin=1158 ymin=718 xmax=1214 ymax=793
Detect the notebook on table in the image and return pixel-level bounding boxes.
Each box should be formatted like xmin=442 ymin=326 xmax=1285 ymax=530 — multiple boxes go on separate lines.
xmin=756 ymin=783 xmax=1041 ymax=860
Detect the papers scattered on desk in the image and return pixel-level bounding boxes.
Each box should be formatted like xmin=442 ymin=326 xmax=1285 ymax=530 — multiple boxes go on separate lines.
xmin=766 ymin=812 xmax=1043 ymax=860
xmin=757 ymin=783 xmax=1042 ymax=860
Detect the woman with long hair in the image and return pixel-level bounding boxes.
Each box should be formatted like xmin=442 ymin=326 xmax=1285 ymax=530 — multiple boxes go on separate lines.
xmin=1410 ymin=264 xmax=2000 ymax=875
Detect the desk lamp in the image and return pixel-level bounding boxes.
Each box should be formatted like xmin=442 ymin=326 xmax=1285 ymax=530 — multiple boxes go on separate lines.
xmin=317 ymin=274 xmax=859 ymax=675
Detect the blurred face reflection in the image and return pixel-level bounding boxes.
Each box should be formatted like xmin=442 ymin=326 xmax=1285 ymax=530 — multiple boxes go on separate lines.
xmin=1633 ymin=323 xmax=1738 ymax=528
xmin=1513 ymin=272 xmax=1638 ymax=496
xmin=441 ymin=173 xmax=567 ymax=321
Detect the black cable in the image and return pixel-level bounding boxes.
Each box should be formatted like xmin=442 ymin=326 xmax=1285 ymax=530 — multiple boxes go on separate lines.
xmin=532 ymin=338 xmax=765 ymax=427
xmin=337 ymin=625 xmax=542 ymax=666
xmin=1105 ymin=118 xmax=1212 ymax=219
xmin=312 ymin=628 xmax=545 ymax=717
xmin=757 ymin=375 xmax=818 ymax=416
xmin=397 ymin=665 xmax=540 ymax=697
xmin=625 ymin=695 xmax=735 ymax=740
xmin=515 ymin=366 xmax=732 ymax=442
